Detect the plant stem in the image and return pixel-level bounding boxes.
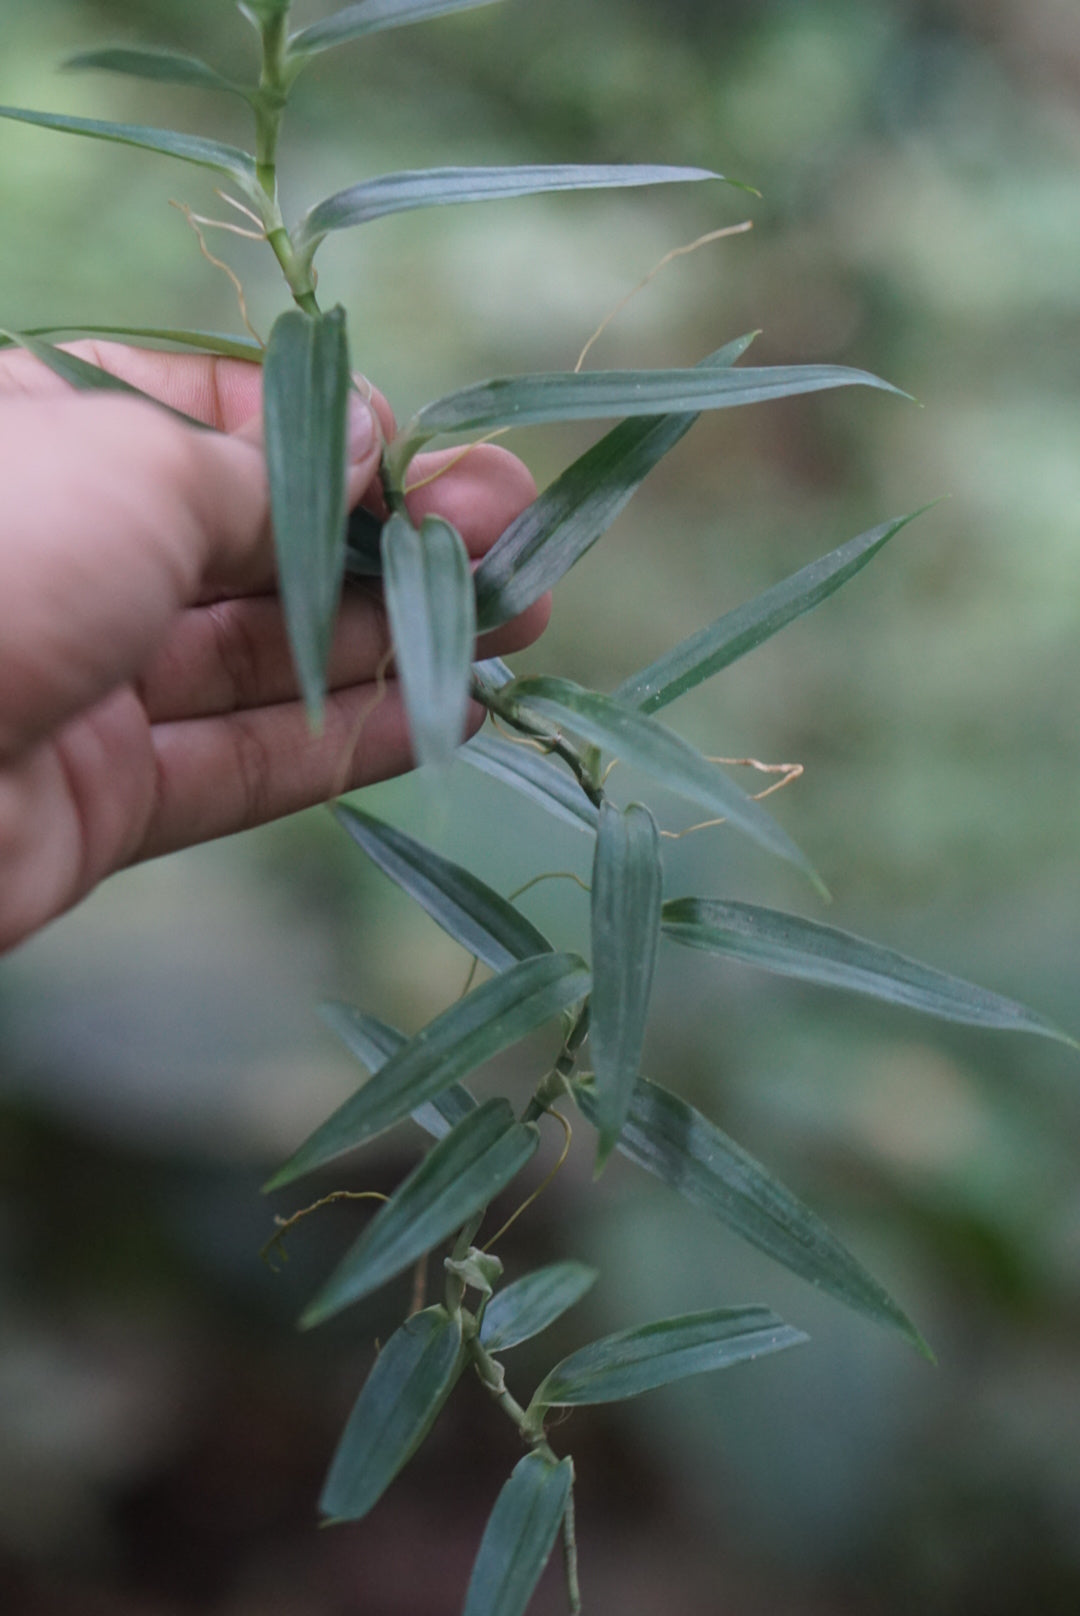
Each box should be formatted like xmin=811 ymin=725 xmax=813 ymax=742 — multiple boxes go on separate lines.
xmin=470 ymin=678 xmax=606 ymax=809
xmin=252 ymin=8 xmax=320 ymax=314
xmin=562 ymin=1487 xmax=582 ymax=1614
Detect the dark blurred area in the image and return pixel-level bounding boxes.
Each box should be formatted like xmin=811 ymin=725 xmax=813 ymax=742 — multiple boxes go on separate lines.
xmin=2 ymin=0 xmax=1080 ymax=1611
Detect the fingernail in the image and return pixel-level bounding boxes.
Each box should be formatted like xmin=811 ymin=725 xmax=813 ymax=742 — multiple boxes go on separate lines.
xmin=348 ymin=395 xmax=377 ymax=461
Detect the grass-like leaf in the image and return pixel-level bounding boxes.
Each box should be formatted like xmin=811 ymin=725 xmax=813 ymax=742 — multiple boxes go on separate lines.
xmin=63 ymin=47 xmax=246 ymax=96
xmin=298 ymin=163 xmax=722 ymax=251
xmin=300 ymin=1100 xmax=539 ymax=1325
xmin=572 ymin=1074 xmax=928 ymax=1353
xmin=317 ymin=1005 xmax=477 ymax=1140
xmin=0 ymin=329 xmax=206 ymax=427
xmin=290 ymin=0 xmax=506 ymax=57
xmin=264 ymin=306 xmax=352 ymax=728
xmin=0 ymin=326 xmax=264 ymax=362
xmin=0 ymin=104 xmax=259 ymax=194
xmin=463 ymin=1451 xmax=574 ymax=1616
xmin=590 ymin=803 xmax=663 ymax=1171
xmin=320 ymin=1305 xmax=464 ymax=1521
xmin=473 ymin=336 xmax=758 ymax=632
xmin=333 ymin=803 xmax=552 ymax=971
xmin=266 ymin=952 xmax=590 ymax=1188
xmin=461 ymin=734 xmax=600 ymax=833
xmin=529 ymin=1307 xmax=807 ymax=1411
xmin=480 ymin=1262 xmax=598 ymax=1354
xmin=615 ymin=513 xmax=921 ymax=713
xmin=662 ymin=899 xmax=1077 ymax=1043
xmin=504 ymin=677 xmax=820 ymax=886
xmin=381 ymin=513 xmax=476 ymax=768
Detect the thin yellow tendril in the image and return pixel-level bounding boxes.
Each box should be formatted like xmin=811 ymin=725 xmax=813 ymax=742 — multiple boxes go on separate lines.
xmin=483 ymin=1109 xmax=573 ymax=1252
xmin=599 ymin=757 xmax=621 ymax=788
xmin=331 ymin=641 xmax=395 ymax=800
xmin=172 ymin=201 xmax=264 ymax=347
xmin=215 ymin=189 xmax=266 ymax=232
xmin=508 ymin=871 xmax=591 ymax=903
xmin=260 ymin=1189 xmax=389 ymax=1270
xmin=574 ymin=220 xmax=753 ymax=372
xmin=404 ymin=427 xmax=511 ymax=494
xmin=183 ymin=210 xmax=265 ymax=242
xmin=490 ymin=712 xmax=561 ymax=756
xmin=659 ymin=757 xmax=804 ymax=840
xmin=459 ymin=954 xmax=482 ymax=1001
xmin=408 ymin=1254 xmax=429 ymax=1318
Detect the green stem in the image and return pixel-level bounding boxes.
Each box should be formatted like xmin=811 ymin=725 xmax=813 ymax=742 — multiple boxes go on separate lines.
xmin=470 ymin=679 xmax=606 ymax=809
xmin=562 ymin=1486 xmax=582 ymax=1614
xmin=250 ymin=6 xmax=320 ymax=314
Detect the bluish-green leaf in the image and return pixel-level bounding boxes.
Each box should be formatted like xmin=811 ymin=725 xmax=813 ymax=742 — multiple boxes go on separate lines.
xmin=333 ymin=803 xmax=552 ymax=971
xmin=480 ymin=1262 xmax=597 ymax=1354
xmin=529 ymin=1307 xmax=807 ymax=1411
xmin=0 ymin=329 xmax=205 ymax=428
xmin=63 ymin=46 xmax=245 ymax=96
xmin=572 ymin=1074 xmax=927 ymax=1353
xmin=614 ymin=513 xmax=920 ymax=713
xmin=381 ymin=513 xmax=475 ymax=768
xmin=473 ymin=336 xmax=758 ymax=632
xmin=461 ymin=734 xmax=600 ymax=833
xmin=317 ymin=1004 xmax=477 ymax=1141
xmin=504 ymin=677 xmax=819 ymax=886
xmin=320 ymin=1305 xmax=463 ymax=1521
xmin=0 ymin=326 xmax=264 ymax=362
xmin=290 ymin=0 xmax=506 ymax=57
xmin=472 ymin=657 xmax=516 ymax=692
xmin=590 ymin=802 xmax=663 ymax=1171
xmin=263 ymin=306 xmax=351 ymax=728
xmin=298 ymin=163 xmax=722 ymax=252
xmin=0 ymin=104 xmax=258 ymax=194
xmin=661 ymin=899 xmax=1077 ymax=1043
xmin=300 ymin=1099 xmax=539 ymax=1325
xmin=463 ymin=1451 xmax=574 ymax=1616
xmin=267 ymin=952 xmax=590 ymax=1188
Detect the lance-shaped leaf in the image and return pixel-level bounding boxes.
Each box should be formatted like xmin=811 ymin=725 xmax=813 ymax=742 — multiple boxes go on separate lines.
xmin=393 ymin=362 xmax=906 ymax=470
xmin=297 ymin=163 xmax=722 ymax=252
xmin=300 ymin=1099 xmax=540 ymax=1325
xmin=480 ymin=1262 xmax=598 ymax=1354
xmin=615 ymin=513 xmax=920 ymax=713
xmin=0 ymin=327 xmax=264 ymax=362
xmin=472 ymin=657 xmax=515 ymax=692
xmin=290 ymin=0 xmax=506 ymax=57
xmin=63 ymin=46 xmax=246 ymax=96
xmin=0 ymin=330 xmax=205 ymax=427
xmin=263 ymin=306 xmax=351 ymax=727
xmin=461 ymin=734 xmax=600 ymax=833
xmin=590 ymin=803 xmax=663 ymax=1170
xmin=504 ymin=677 xmax=819 ymax=885
xmin=267 ymin=952 xmax=590 ymax=1188
xmin=318 ymin=1004 xmax=477 ymax=1141
xmin=572 ymin=1074 xmax=927 ymax=1353
xmin=529 ymin=1307 xmax=806 ymax=1412
xmin=321 ymin=1305 xmax=463 ymax=1521
xmin=333 ymin=802 xmax=552 ymax=970
xmin=382 ymin=513 xmax=475 ymax=768
xmin=463 ymin=1451 xmax=574 ymax=1616
xmin=473 ymin=336 xmax=758 ymax=632
xmin=661 ymin=899 xmax=1077 ymax=1044
xmin=0 ymin=105 xmax=259 ymax=194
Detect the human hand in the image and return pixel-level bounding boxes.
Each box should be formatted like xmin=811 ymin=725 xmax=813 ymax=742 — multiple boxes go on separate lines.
xmin=0 ymin=343 xmax=548 ymax=953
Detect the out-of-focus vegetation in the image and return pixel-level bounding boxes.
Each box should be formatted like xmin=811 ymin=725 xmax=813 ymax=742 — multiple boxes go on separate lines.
xmin=2 ymin=1 xmax=1079 ymax=1611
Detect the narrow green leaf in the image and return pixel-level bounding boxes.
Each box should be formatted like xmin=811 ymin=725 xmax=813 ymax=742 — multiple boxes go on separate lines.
xmin=590 ymin=803 xmax=663 ymax=1170
xmin=463 ymin=1451 xmax=573 ymax=1616
xmin=530 ymin=1307 xmax=807 ymax=1411
xmin=473 ymin=337 xmax=758 ymax=632
xmin=381 ymin=513 xmax=475 ymax=768
xmin=63 ymin=46 xmax=246 ymax=96
xmin=317 ymin=1004 xmax=477 ymax=1140
xmin=333 ymin=803 xmax=552 ymax=971
xmin=0 ymin=326 xmax=264 ymax=362
xmin=480 ymin=1262 xmax=597 ymax=1353
xmin=298 ymin=164 xmax=722 ymax=251
xmin=0 ymin=329 xmax=205 ymax=428
xmin=461 ymin=734 xmax=600 ymax=833
xmin=0 ymin=104 xmax=258 ymax=194
xmin=615 ymin=513 xmax=921 ymax=713
xmin=320 ymin=1305 xmax=463 ymax=1521
xmin=266 ymin=952 xmax=590 ymax=1188
xmin=572 ymin=1074 xmax=927 ymax=1353
xmin=290 ymin=0 xmax=506 ymax=57
xmin=399 ymin=362 xmax=906 ymax=460
xmin=300 ymin=1099 xmax=539 ymax=1325
xmin=473 ymin=657 xmax=516 ymax=692
xmin=661 ymin=899 xmax=1077 ymax=1044
xmin=263 ymin=306 xmax=351 ymax=728
xmin=504 ymin=677 xmax=819 ymax=885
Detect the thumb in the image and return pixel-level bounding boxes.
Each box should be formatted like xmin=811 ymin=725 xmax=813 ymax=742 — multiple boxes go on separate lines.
xmin=233 ymin=390 xmax=384 ymax=503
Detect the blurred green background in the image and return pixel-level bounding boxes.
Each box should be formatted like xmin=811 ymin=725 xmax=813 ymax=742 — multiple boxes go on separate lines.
xmin=2 ymin=1 xmax=1079 ymax=1611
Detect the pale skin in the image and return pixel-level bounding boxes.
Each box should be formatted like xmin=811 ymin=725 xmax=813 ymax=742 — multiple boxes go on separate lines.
xmin=0 ymin=343 xmax=550 ymax=954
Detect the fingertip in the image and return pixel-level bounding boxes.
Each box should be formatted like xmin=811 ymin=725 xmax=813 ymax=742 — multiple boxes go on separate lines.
xmin=405 ymin=443 xmax=538 ymax=556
